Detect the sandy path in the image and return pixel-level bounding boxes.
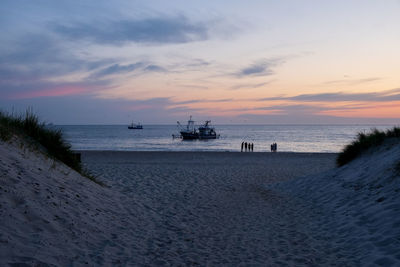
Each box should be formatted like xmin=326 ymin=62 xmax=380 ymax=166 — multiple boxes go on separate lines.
xmin=82 ymin=151 xmax=346 ymax=265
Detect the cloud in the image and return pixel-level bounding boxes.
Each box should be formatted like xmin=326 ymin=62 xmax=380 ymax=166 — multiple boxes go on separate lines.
xmin=253 ymin=104 xmax=368 ymax=114
xmin=166 ymin=106 xmax=203 ymax=114
xmin=0 ymin=96 xmax=184 ymax=124
xmin=323 ymin=77 xmax=383 ymax=86
xmin=260 ymin=88 xmax=400 ymax=102
xmin=122 ymin=97 xmax=172 ymax=109
xmin=0 ymin=34 xmax=109 ymax=78
xmin=184 ymin=59 xmax=211 ymax=68
xmin=92 ymin=63 xmax=144 ymax=77
xmin=224 ymin=102 xmax=399 ymax=124
xmin=143 ymin=64 xmax=166 ymax=72
xmin=233 ymin=112 xmax=397 ymax=125
xmin=0 ymin=33 xmax=112 ymax=95
xmin=177 ymin=84 xmax=209 ymax=90
xmin=231 ymin=82 xmax=271 ymax=90
xmin=113 ymin=97 xmax=205 ymax=121
xmin=239 ymin=62 xmax=273 ymax=77
xmin=173 ymin=98 xmax=233 ymax=105
xmin=236 ymin=58 xmax=284 ymax=78
xmin=52 ymin=15 xmax=209 ymax=45
xmin=1 ymin=79 xmax=110 ymax=99
xmin=89 ymin=62 xmax=167 ymax=79
xmin=254 ymin=104 xmax=325 ymax=113
xmin=0 ymin=36 xmax=111 ymax=92
xmin=0 ymin=31 xmax=171 ymax=100
xmin=163 ymin=58 xmax=213 ymax=76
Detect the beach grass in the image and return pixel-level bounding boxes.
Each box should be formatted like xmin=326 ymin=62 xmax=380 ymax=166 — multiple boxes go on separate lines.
xmin=0 ymin=110 xmax=104 ymax=186
xmin=337 ymin=127 xmax=400 ymax=167
xmin=395 ymin=161 xmax=400 ymax=175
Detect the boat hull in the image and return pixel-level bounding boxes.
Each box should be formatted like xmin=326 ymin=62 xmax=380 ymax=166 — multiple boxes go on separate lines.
xmin=180 ymin=132 xmax=219 ymax=140
xmin=198 ymin=134 xmax=217 ymax=139
xmin=128 ymin=125 xmax=143 ymax=129
xmin=180 ymin=131 xmax=199 ymax=140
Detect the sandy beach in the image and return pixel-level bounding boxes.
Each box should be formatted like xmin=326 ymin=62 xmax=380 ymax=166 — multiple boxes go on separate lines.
xmin=82 ymin=151 xmax=345 ymax=265
xmin=2 ymin=138 xmax=400 ymax=266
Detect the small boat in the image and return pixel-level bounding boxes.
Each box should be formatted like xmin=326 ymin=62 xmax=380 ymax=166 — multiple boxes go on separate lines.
xmin=178 ymin=116 xmax=198 ymax=140
xmin=198 ymin=120 xmax=219 ymax=139
xmin=176 ymin=116 xmax=219 ymax=140
xmin=128 ymin=122 xmax=143 ymax=129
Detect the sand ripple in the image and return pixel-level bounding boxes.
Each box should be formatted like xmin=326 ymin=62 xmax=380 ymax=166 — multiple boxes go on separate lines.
xmin=82 ymin=151 xmax=339 ymax=265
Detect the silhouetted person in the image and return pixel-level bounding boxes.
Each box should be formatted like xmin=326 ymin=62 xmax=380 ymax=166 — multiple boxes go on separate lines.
xmin=271 ymin=143 xmax=277 ymax=152
xmin=251 ymin=143 xmax=254 ymax=152
xmin=275 ymin=143 xmax=277 ymax=152
xmin=241 ymin=142 xmax=244 ymax=152
xmin=245 ymin=142 xmax=248 ymax=152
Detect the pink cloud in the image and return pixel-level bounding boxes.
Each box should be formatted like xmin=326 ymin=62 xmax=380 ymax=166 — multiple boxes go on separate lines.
xmin=9 ymin=86 xmax=88 ymax=99
xmin=125 ymin=105 xmax=155 ymax=111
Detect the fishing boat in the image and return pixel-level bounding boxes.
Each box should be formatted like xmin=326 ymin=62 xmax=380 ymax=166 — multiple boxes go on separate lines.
xmin=177 ymin=116 xmax=198 ymax=140
xmin=176 ymin=116 xmax=219 ymax=140
xmin=128 ymin=122 xmax=143 ymax=129
xmin=198 ymin=120 xmax=219 ymax=139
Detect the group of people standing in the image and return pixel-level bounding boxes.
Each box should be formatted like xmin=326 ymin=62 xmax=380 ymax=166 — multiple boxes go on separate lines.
xmin=271 ymin=142 xmax=278 ymax=152
xmin=240 ymin=142 xmax=278 ymax=152
xmin=241 ymin=142 xmax=254 ymax=152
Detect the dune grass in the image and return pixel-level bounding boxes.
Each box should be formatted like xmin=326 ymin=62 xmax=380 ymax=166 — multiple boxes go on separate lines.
xmin=0 ymin=110 xmax=104 ymax=186
xmin=337 ymin=127 xmax=400 ymax=167
xmin=396 ymin=161 xmax=400 ymax=174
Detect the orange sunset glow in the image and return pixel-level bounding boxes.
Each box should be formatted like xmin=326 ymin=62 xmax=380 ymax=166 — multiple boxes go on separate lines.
xmin=0 ymin=1 xmax=399 ymax=124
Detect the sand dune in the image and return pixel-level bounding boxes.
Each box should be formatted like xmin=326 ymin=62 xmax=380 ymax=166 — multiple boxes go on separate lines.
xmin=269 ymin=139 xmax=400 ymax=266
xmin=1 ymin=136 xmax=399 ymax=265
xmin=0 ymin=139 xmax=133 ymax=265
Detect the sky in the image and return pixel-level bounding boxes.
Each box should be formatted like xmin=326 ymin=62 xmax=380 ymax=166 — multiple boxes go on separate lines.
xmin=1 ymin=0 xmax=400 ymax=124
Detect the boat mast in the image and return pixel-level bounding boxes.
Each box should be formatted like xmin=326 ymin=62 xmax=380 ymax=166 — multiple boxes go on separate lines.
xmin=187 ymin=115 xmax=195 ymax=131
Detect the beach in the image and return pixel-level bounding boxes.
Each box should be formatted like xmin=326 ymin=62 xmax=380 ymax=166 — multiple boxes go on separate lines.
xmin=1 ymin=143 xmax=338 ymax=265
xmin=81 ymin=151 xmax=340 ymax=265
xmin=2 ymin=140 xmax=400 ymax=266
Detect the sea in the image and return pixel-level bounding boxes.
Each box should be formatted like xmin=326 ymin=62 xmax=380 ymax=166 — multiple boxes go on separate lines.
xmin=57 ymin=124 xmax=397 ymax=153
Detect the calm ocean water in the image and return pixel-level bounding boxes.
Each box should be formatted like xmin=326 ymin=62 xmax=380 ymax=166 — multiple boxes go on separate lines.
xmin=57 ymin=124 xmax=397 ymax=153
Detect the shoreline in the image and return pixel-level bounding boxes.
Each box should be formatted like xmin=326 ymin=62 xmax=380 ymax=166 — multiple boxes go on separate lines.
xmin=76 ymin=150 xmax=338 ymax=155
